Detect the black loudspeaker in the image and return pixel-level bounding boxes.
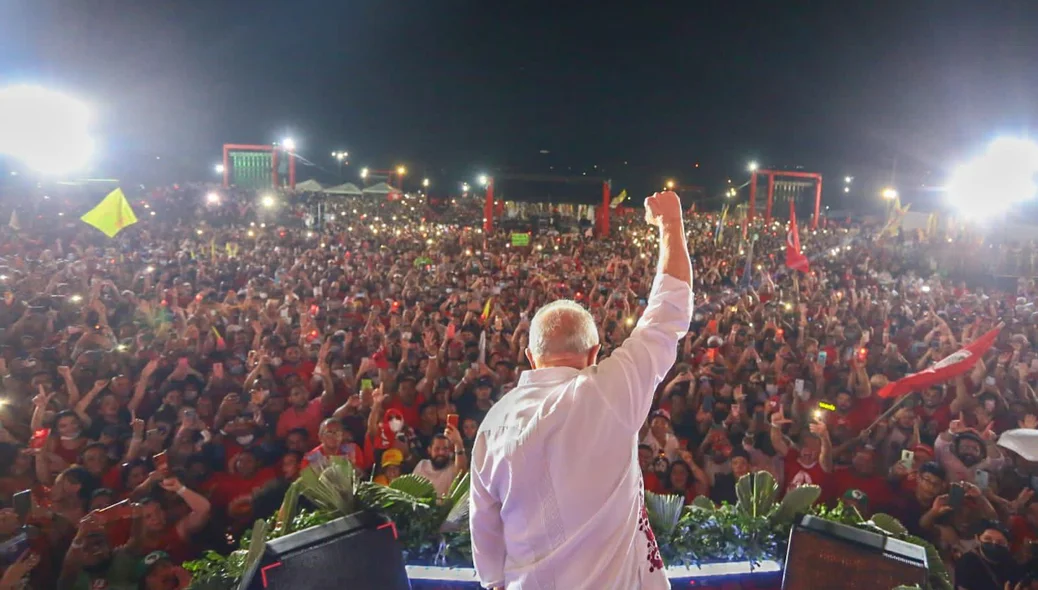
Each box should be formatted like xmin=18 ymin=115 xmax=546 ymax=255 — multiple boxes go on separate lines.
xmin=782 ymin=515 xmax=928 ymax=590
xmin=240 ymin=510 xmax=411 ymax=590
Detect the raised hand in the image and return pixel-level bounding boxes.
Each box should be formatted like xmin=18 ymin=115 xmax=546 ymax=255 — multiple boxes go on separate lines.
xmin=643 ymin=191 xmax=683 ymax=229
xmin=770 ymin=405 xmax=793 ymax=428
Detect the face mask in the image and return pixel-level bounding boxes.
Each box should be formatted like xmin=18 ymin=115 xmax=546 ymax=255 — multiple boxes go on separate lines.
xmin=388 ymin=418 xmax=404 ymax=433
xmin=184 ymin=390 xmax=198 ymax=402
xmin=765 ymin=384 xmax=778 ymax=396
xmin=61 ymin=431 xmax=81 ymax=441
xmin=269 ymin=357 xmax=282 ymax=368
xmin=980 ymin=542 xmax=1010 ymax=563
xmin=236 ymin=434 xmax=255 ymax=446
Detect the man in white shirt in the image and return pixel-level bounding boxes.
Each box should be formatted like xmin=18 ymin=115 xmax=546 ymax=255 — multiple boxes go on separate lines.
xmin=469 ymin=191 xmax=693 ymax=590
xmin=412 ymin=426 xmax=467 ymax=496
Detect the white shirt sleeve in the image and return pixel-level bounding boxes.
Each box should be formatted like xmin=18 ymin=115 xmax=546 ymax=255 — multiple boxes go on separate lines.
xmin=469 ymin=432 xmax=506 ymax=588
xmin=587 ymin=273 xmax=694 ymax=433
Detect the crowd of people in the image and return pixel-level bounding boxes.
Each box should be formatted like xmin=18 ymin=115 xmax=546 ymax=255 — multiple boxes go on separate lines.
xmin=0 ymin=182 xmax=1033 ymax=589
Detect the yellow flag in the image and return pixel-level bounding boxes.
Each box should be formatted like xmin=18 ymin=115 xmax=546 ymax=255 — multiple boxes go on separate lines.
xmin=80 ymin=188 xmax=138 ymax=238
xmin=481 ymin=297 xmax=494 ymax=321
xmin=609 ymin=189 xmax=628 ymax=209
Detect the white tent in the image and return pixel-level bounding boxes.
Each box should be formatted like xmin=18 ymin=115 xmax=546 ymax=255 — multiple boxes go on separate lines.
xmin=294 ymin=179 xmax=323 ymax=192
xmin=362 ymin=182 xmax=396 ymax=195
xmin=324 ymin=182 xmax=363 ymax=196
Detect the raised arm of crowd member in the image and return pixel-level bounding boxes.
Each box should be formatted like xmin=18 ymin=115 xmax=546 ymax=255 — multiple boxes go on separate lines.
xmin=949 ymin=376 xmax=972 ymax=415
xmin=58 ymin=365 xmax=80 ymax=408
xmin=366 ymin=386 xmax=385 ymax=441
xmin=769 ymin=406 xmax=793 ymax=457
xmin=129 ymin=359 xmax=159 ymax=415
xmin=809 ymin=420 xmax=834 ymax=473
xmin=161 ymin=476 xmax=211 ymax=539
xmin=73 ymin=380 xmax=107 ymax=427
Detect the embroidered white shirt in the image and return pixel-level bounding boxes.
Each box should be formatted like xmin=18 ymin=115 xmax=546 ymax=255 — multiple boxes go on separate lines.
xmin=469 ymin=273 xmax=694 ymax=590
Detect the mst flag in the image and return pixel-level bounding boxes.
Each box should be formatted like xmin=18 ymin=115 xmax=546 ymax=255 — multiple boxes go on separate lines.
xmin=785 ymin=201 xmax=809 ymax=272
xmin=877 ymin=324 xmax=1003 ymax=399
xmin=81 ymin=188 xmax=138 ymax=238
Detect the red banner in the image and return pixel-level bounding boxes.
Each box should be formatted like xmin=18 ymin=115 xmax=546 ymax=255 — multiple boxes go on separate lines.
xmin=785 ymin=202 xmax=809 ymax=272
xmin=877 ymin=324 xmax=1003 ymax=399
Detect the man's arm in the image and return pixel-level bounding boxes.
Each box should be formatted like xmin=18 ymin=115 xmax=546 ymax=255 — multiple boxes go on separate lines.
xmin=589 ymin=192 xmax=694 ymax=432
xmin=469 ymin=432 xmax=505 ymax=590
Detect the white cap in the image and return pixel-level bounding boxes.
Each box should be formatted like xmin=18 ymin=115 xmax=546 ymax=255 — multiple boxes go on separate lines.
xmin=997 ymin=429 xmax=1038 ymax=462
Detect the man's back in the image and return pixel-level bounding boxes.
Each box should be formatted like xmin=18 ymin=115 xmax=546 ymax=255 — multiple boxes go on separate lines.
xmin=470 ymin=273 xmax=693 ymax=590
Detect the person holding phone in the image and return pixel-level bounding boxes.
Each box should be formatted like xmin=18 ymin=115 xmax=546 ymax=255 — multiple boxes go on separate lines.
xmin=470 ymin=192 xmax=692 ymax=590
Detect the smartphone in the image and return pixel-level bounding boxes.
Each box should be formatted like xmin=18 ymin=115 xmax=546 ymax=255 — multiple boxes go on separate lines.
xmin=984 ymin=376 xmax=996 ymax=386
xmin=183 ymin=408 xmax=197 ymax=422
xmin=974 ymin=469 xmax=990 ymax=490
xmin=280 ymin=308 xmax=291 ymax=319
xmin=948 ymin=484 xmax=965 ymax=509
xmin=153 ymin=451 xmax=168 ymax=474
xmin=12 ymin=490 xmax=31 ymax=525
xmin=857 ymin=347 xmax=868 ymax=363
xmin=0 ymin=532 xmax=28 ymax=566
xmin=816 ymin=351 xmax=828 ymax=366
xmin=309 ymin=304 xmax=319 ymax=317
xmin=95 ymin=499 xmax=133 ymax=525
xmin=900 ymin=449 xmax=914 ymax=469
xmin=446 ymin=324 xmax=456 ymax=340
xmin=794 ymin=379 xmax=805 ymax=396
xmin=446 ymin=414 xmax=459 ymax=429
xmin=360 ymin=378 xmax=374 ymax=390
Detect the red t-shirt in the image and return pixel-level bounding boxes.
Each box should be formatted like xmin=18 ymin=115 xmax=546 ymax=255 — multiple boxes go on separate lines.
xmin=643 ymin=472 xmax=664 ymax=494
xmin=208 ymin=467 xmax=278 ymax=508
xmin=1009 ymin=515 xmax=1038 ymax=554
xmin=275 ymin=360 xmax=316 ymax=383
xmin=385 ymin=393 xmax=427 ymax=430
xmin=826 ymin=398 xmax=880 ymax=442
xmin=276 ymin=398 xmax=326 ymax=442
xmin=833 ymin=468 xmax=894 ymax=512
xmin=784 ymin=448 xmax=832 ymax=498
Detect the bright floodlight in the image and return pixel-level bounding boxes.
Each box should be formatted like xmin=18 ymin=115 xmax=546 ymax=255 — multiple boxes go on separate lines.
xmin=946 ymin=137 xmax=1038 ymax=221
xmin=282 ymin=138 xmax=296 ymax=151
xmin=461 ymin=182 xmax=470 ymax=192
xmin=0 ymin=85 xmax=94 ymax=174
xmin=478 ymin=174 xmax=489 ymax=186
xmin=666 ymin=179 xmax=676 ymax=190
xmin=206 ymin=192 xmax=220 ymax=204
xmin=360 ymin=167 xmax=369 ymax=179
xmin=261 ymin=195 xmax=276 ymax=208
xmin=748 ymin=161 xmax=759 ymax=172
xmin=844 ymin=176 xmax=852 ymax=184
xmin=214 ymin=164 xmax=225 ymax=174
xmin=396 ymin=165 xmax=407 ymax=176
xmin=422 ymin=178 xmax=430 ymax=187
xmin=881 ymin=188 xmax=899 ymax=200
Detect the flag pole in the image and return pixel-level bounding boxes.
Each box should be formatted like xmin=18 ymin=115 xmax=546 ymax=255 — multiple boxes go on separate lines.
xmin=862 ymin=391 xmax=919 ymax=436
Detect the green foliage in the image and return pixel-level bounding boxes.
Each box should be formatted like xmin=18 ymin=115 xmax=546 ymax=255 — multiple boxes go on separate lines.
xmin=644 ymin=491 xmax=685 ymax=539
xmin=186 ymin=466 xmax=951 ymax=590
xmin=771 ymin=484 xmax=821 ymax=526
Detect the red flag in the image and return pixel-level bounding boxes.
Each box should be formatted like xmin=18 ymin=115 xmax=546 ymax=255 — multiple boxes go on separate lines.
xmin=877 ymin=324 xmax=1003 ymax=398
xmin=785 ymin=202 xmax=809 ymax=272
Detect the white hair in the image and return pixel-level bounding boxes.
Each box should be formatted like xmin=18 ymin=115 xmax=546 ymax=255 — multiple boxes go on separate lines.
xmin=528 ymin=299 xmax=600 ymax=361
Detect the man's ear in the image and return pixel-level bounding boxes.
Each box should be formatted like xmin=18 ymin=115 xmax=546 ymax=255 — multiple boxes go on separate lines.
xmin=525 ymin=348 xmax=536 ymax=370
xmin=586 ymin=344 xmax=601 ymax=367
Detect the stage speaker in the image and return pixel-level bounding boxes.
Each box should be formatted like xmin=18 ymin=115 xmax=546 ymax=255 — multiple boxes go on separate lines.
xmin=782 ymin=515 xmax=928 ymax=590
xmin=240 ymin=510 xmax=411 ymax=590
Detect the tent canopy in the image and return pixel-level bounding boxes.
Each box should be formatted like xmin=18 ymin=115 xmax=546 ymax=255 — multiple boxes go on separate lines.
xmin=362 ymin=182 xmax=397 ymax=195
xmin=294 ymin=179 xmax=323 ymax=192
xmin=324 ymin=182 xmax=363 ymax=196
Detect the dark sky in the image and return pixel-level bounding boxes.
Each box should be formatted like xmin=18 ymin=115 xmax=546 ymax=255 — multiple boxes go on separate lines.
xmin=3 ymin=0 xmax=1038 ymax=204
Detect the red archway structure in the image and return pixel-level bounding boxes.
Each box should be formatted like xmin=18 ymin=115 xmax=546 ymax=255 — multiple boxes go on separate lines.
xmin=222 ymin=144 xmax=296 ymax=190
xmin=748 ymin=169 xmax=822 ymax=229
xmin=484 ymin=174 xmax=612 ymax=237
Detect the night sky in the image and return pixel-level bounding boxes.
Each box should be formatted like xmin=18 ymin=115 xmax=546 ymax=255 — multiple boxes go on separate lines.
xmin=3 ymin=1 xmax=1038 ymax=205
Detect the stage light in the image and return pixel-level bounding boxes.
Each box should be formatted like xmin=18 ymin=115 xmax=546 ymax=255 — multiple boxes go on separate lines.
xmin=206 ymin=192 xmax=220 ymax=204
xmin=946 ymin=136 xmax=1038 ymax=221
xmin=0 ymin=85 xmax=94 ymax=174
xmin=461 ymin=182 xmax=470 ymax=192
xmin=261 ymin=195 xmax=276 ymax=208
xmin=478 ymin=174 xmax=488 ymax=186
xmin=422 ymin=178 xmax=430 ymax=188
xmin=214 ymin=164 xmax=225 ymax=174
xmin=282 ymin=138 xmax=296 ymax=151
xmin=748 ymin=161 xmax=759 ymax=172
xmin=397 ymin=165 xmax=407 ymax=176
xmin=844 ymin=176 xmax=852 ymax=184
xmin=844 ymin=187 xmax=850 ymax=193
xmin=666 ymin=179 xmax=676 ymax=190
xmin=360 ymin=167 xmax=369 ymax=179
xmin=881 ymin=188 xmax=898 ymax=200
